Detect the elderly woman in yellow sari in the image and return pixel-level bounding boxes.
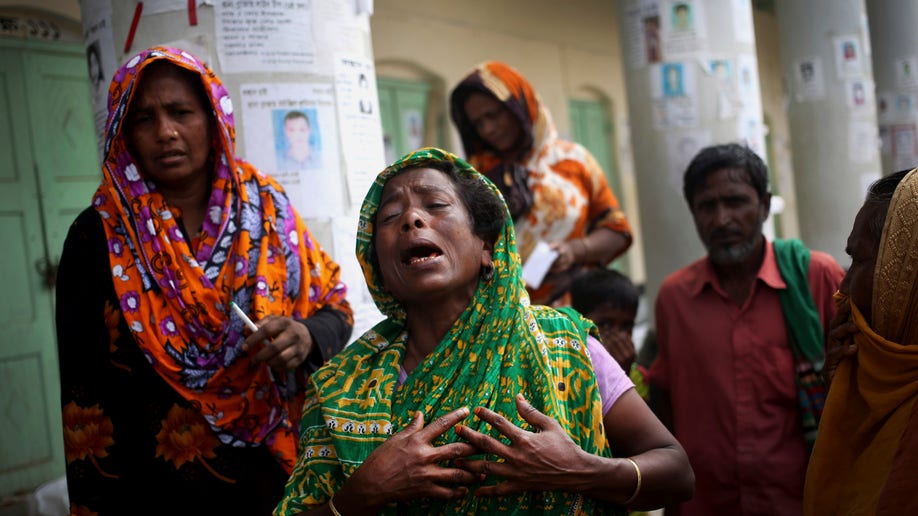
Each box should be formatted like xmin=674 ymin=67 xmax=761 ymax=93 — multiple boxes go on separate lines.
xmin=274 ymin=148 xmax=693 ymax=515
xmin=804 ymin=168 xmax=918 ymax=515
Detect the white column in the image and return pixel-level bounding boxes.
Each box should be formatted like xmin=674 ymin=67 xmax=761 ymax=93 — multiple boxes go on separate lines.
xmin=774 ymin=0 xmax=882 ymax=263
xmin=615 ymin=0 xmax=766 ymax=310
xmin=866 ymin=0 xmax=918 ymax=175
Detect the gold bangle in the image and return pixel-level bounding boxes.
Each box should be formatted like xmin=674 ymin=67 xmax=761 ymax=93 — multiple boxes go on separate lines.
xmin=328 ymin=496 xmax=343 ymax=516
xmin=622 ymin=457 xmax=642 ymax=505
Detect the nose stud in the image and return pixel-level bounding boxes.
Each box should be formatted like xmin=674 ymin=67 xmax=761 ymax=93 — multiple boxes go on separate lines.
xmin=171 ymin=130 xmax=179 ymax=137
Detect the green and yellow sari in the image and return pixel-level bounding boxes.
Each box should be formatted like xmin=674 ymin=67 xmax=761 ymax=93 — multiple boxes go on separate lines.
xmin=275 ymin=148 xmax=618 ymax=515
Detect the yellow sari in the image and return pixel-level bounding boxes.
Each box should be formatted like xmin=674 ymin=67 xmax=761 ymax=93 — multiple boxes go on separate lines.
xmin=804 ymin=168 xmax=918 ymax=515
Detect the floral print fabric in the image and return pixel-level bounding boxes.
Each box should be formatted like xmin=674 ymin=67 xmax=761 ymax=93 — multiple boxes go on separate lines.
xmin=57 ymin=46 xmax=351 ymax=514
xmin=450 ymin=61 xmax=632 ymax=304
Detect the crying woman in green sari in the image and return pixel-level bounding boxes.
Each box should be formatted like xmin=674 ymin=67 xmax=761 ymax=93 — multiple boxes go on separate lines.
xmin=274 ymin=148 xmax=693 ymax=515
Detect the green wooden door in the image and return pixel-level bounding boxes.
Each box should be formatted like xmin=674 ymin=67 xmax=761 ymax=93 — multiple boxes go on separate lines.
xmin=0 ymin=40 xmax=100 ymax=498
xmin=568 ymin=99 xmax=629 ymax=275
xmin=377 ymin=77 xmax=433 ymax=164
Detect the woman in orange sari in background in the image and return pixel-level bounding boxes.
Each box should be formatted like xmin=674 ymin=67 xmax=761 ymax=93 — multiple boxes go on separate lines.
xmin=450 ymin=61 xmax=632 ymax=305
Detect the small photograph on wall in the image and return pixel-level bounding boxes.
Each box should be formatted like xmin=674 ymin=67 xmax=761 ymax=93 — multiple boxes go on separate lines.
xmin=662 ymin=62 xmax=686 ymax=97
xmin=274 ymin=108 xmax=322 ymax=173
xmin=895 ymin=57 xmax=918 ymax=90
xmin=650 ymin=61 xmax=699 ymax=129
xmin=661 ymin=0 xmax=707 ymax=57
xmin=845 ymin=79 xmax=872 ymax=112
xmin=833 ymin=35 xmax=863 ymax=78
xmin=793 ymin=57 xmax=826 ymax=102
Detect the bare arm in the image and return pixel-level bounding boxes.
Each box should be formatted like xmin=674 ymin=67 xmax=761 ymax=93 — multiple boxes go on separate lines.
xmin=550 ymin=227 xmax=630 ymax=273
xmin=455 ymin=393 xmax=693 ymax=510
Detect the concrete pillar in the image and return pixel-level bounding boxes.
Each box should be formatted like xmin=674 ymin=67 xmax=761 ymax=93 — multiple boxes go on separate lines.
xmin=774 ymin=0 xmax=882 ymax=263
xmin=866 ymin=0 xmax=918 ymax=175
xmin=615 ymin=0 xmax=767 ymax=311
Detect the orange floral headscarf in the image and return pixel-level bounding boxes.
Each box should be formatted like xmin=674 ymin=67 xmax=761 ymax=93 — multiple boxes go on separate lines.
xmin=93 ymin=47 xmax=350 ymax=471
xmin=449 ymin=62 xmax=631 ymax=305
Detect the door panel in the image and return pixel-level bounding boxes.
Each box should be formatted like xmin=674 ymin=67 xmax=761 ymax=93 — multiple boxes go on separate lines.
xmin=0 ymin=41 xmax=100 ymax=499
xmin=26 ymin=48 xmax=102 ymax=270
xmin=0 ymin=45 xmax=63 ymax=498
xmin=569 ymin=98 xmax=629 ymax=275
xmin=377 ymin=77 xmax=432 ymax=163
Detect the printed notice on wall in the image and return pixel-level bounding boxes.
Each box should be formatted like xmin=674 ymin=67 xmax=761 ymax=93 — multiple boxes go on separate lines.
xmin=848 ymin=120 xmax=879 ymax=164
xmin=665 ymin=130 xmax=711 ymax=191
xmin=624 ymin=0 xmax=662 ymax=69
xmin=240 ymin=82 xmax=345 ymax=218
xmin=793 ymin=56 xmax=826 ymax=102
xmin=891 ymin=123 xmax=917 ymax=170
xmin=79 ymin=0 xmax=118 ymax=163
xmin=142 ymin=0 xmax=211 ymax=16
xmin=895 ymin=56 xmax=918 ymax=90
xmin=650 ymin=61 xmax=699 ymax=129
xmin=312 ymin=0 xmax=372 ymax=75
xmin=661 ymin=0 xmax=708 ymax=58
xmin=215 ymin=0 xmax=317 ymax=73
xmin=832 ymin=35 xmax=864 ymax=79
xmin=334 ymin=54 xmax=386 ymax=206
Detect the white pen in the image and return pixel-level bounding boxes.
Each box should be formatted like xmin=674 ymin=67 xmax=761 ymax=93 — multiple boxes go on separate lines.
xmin=231 ymin=301 xmax=293 ymax=393
xmin=230 ymin=301 xmax=259 ymax=332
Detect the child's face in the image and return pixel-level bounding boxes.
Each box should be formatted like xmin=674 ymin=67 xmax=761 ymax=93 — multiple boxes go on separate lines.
xmin=587 ymin=303 xmax=636 ymax=342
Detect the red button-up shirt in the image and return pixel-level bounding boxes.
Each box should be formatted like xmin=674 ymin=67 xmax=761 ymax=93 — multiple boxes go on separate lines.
xmin=650 ymin=241 xmax=844 ymax=516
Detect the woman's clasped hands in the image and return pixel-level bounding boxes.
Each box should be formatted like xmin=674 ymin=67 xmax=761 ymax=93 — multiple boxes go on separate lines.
xmin=332 ymin=394 xmax=602 ymax=513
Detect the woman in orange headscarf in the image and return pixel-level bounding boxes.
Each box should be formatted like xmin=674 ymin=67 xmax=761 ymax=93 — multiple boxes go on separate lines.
xmin=56 ymin=47 xmax=352 ymax=514
xmin=804 ymin=168 xmax=918 ymax=515
xmin=450 ymin=62 xmax=632 ymax=306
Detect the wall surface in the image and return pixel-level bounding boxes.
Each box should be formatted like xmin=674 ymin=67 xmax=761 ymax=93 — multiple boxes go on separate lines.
xmin=0 ymin=0 xmax=79 ymax=20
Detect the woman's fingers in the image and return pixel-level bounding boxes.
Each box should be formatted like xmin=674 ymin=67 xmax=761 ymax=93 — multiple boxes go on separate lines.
xmin=514 ymin=394 xmax=561 ymax=433
xmin=605 ymin=334 xmax=637 ymax=371
xmin=418 ymin=407 xmax=470 ymax=440
xmin=246 ymin=316 xmax=315 ymax=371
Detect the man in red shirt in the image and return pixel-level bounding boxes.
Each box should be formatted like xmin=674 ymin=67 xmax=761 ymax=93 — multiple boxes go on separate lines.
xmin=649 ymin=143 xmax=844 ymax=515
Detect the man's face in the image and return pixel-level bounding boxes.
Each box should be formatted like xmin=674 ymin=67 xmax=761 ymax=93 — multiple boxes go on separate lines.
xmin=689 ymin=167 xmax=769 ymax=265
xmin=284 ymin=116 xmax=310 ymax=148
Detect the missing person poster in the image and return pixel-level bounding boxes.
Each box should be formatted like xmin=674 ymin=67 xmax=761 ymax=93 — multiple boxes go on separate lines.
xmin=240 ymin=82 xmax=345 ymax=218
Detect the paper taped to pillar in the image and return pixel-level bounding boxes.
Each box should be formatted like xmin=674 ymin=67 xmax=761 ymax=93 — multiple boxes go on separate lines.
xmin=79 ymin=0 xmax=118 ymax=162
xmin=215 ymin=0 xmax=317 ymax=73
xmin=793 ymin=57 xmax=826 ymax=102
xmin=334 ymin=54 xmax=385 ymax=205
xmin=240 ymin=82 xmax=345 ymax=219
xmin=832 ymin=35 xmax=865 ymax=79
xmin=661 ymin=0 xmax=708 ymax=58
xmin=623 ymin=0 xmax=662 ymax=69
xmin=650 ymin=61 xmax=699 ymax=128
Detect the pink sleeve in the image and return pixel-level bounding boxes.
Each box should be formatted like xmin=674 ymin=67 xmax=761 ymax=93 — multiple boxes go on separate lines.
xmin=587 ymin=335 xmax=634 ymax=415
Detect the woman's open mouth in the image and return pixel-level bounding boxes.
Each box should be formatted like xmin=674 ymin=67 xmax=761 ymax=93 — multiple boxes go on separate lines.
xmin=401 ymin=244 xmax=443 ymax=266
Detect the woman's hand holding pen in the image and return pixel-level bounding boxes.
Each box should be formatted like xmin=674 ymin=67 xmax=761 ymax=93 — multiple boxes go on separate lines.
xmin=242 ymin=316 xmax=316 ymax=372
